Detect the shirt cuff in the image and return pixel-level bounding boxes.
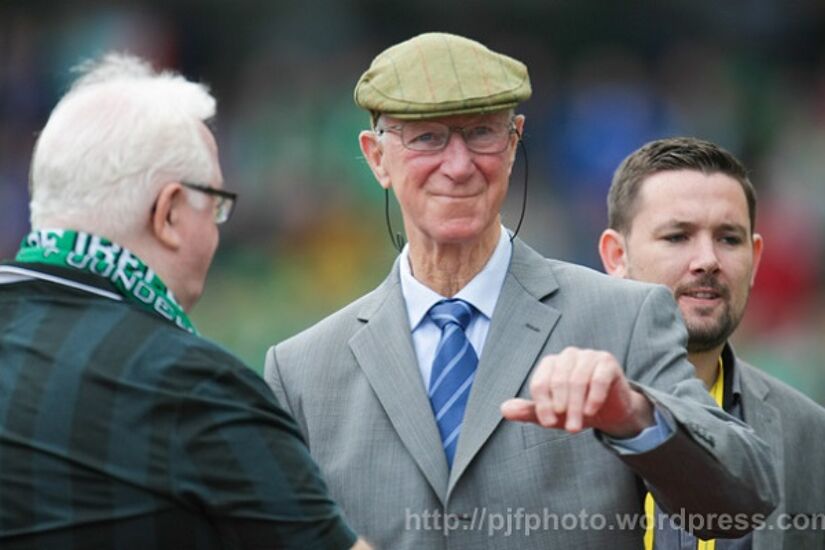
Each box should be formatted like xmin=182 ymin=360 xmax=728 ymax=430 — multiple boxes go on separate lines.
xmin=603 ymin=408 xmax=673 ymax=455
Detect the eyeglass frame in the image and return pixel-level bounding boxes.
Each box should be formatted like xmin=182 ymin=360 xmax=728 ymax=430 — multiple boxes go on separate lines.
xmin=374 ymin=117 xmax=520 ymax=154
xmin=181 ymin=182 xmax=238 ymax=224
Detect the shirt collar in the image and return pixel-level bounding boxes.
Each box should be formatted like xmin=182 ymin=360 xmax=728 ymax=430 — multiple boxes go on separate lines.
xmin=0 ymin=262 xmax=122 ymax=301
xmin=400 ymin=226 xmax=512 ymax=330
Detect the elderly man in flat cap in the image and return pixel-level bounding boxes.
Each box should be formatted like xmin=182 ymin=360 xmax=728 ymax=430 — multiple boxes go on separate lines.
xmin=265 ymin=33 xmax=778 ymax=549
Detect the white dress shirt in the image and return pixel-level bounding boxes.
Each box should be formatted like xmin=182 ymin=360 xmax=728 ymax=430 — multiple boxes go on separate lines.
xmin=399 ymin=226 xmax=511 ymax=388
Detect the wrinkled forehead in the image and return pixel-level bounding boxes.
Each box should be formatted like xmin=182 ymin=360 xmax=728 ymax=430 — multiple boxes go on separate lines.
xmin=378 ymin=109 xmax=514 ymax=128
xmin=195 ymin=121 xmax=224 ymax=184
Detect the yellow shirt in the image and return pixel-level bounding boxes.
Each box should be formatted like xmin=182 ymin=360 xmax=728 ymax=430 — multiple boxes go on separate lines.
xmin=644 ymin=358 xmax=724 ymax=550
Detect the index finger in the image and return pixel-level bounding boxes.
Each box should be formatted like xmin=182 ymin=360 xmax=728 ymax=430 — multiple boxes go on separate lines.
xmin=500 ymin=398 xmax=538 ymax=423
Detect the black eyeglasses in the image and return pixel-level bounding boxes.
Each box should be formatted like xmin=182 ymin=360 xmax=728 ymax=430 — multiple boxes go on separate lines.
xmin=182 ymin=182 xmax=237 ymax=224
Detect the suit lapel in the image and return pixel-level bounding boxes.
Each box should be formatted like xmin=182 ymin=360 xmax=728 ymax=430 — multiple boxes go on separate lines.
xmin=738 ymin=362 xmax=784 ymax=550
xmin=449 ymin=240 xmax=561 ymax=494
xmin=348 ymin=262 xmax=450 ymax=503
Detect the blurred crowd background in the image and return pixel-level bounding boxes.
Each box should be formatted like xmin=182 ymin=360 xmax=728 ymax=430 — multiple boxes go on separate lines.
xmin=2 ymin=1 xmax=824 ymax=403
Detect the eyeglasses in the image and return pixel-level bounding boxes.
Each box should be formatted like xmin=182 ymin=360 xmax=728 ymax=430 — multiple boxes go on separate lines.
xmin=182 ymin=182 xmax=237 ymax=224
xmin=376 ymin=119 xmax=517 ymax=154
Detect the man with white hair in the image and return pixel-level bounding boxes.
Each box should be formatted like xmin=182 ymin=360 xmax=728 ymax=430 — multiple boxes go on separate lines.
xmin=0 ymin=53 xmax=367 ymax=549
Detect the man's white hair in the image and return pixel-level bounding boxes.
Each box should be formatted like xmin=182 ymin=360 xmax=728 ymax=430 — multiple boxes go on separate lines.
xmin=29 ymin=52 xmax=217 ymax=239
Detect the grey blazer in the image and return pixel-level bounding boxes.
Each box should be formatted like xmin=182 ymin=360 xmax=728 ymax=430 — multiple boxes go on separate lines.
xmin=735 ymin=355 xmax=825 ymax=550
xmin=265 ymin=239 xmax=778 ymax=550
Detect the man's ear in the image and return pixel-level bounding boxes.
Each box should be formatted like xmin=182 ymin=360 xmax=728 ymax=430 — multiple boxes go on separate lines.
xmin=507 ymin=114 xmax=526 ymax=175
xmin=598 ymin=228 xmax=629 ymax=277
xmin=151 ymin=183 xmax=185 ymax=250
xmin=359 ymin=129 xmax=391 ymax=190
xmin=749 ymin=232 xmax=764 ymax=287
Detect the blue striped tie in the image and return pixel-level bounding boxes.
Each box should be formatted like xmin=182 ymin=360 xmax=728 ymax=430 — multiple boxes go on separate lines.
xmin=428 ymin=299 xmax=478 ymax=468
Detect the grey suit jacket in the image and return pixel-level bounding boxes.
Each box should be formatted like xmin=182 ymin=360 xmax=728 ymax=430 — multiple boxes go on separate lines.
xmin=735 ymin=355 xmax=825 ymax=550
xmin=265 ymin=239 xmax=778 ymax=550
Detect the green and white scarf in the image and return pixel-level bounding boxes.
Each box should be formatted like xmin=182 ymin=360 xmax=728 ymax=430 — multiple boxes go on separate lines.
xmin=15 ymin=229 xmax=197 ymax=334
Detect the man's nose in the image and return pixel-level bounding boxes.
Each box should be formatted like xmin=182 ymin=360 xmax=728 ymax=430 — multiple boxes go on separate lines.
xmin=689 ymin=237 xmax=721 ymax=274
xmin=440 ymin=131 xmax=475 ymax=181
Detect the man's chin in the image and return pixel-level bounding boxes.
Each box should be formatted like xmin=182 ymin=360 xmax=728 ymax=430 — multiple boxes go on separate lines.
xmin=687 ymin=337 xmax=727 ymax=354
xmin=685 ymin=322 xmax=731 ymax=353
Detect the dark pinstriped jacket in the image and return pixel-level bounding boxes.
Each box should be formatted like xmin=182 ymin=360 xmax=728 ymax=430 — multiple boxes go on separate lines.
xmin=0 ymin=262 xmax=355 ymax=550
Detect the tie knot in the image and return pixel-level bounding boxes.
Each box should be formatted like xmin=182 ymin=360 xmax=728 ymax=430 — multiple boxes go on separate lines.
xmin=429 ymin=299 xmax=474 ymax=331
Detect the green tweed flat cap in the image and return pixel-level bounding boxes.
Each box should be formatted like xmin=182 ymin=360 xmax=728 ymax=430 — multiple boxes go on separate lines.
xmin=354 ymin=32 xmax=531 ymax=120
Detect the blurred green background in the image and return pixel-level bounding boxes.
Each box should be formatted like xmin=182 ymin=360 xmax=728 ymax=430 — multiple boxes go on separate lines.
xmin=2 ymin=1 xmax=824 ymax=403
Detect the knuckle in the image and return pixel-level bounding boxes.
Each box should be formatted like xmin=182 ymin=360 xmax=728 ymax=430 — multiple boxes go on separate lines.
xmin=529 ymin=374 xmax=545 ymax=392
xmin=560 ymin=346 xmax=579 ymax=357
xmin=548 ymin=368 xmax=568 ymax=385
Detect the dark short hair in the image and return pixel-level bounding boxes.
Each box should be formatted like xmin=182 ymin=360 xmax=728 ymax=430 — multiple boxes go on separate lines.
xmin=608 ymin=137 xmax=757 ymax=234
